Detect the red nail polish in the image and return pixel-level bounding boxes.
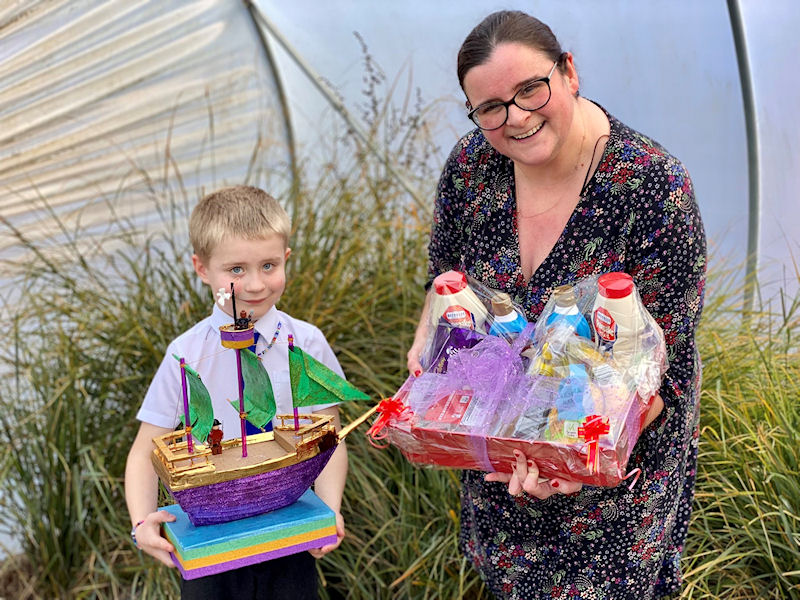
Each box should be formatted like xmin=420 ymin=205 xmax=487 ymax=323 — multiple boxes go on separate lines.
xmin=527 ymin=460 xmax=534 ymax=467
xmin=414 ymin=369 xmax=421 ymax=377
xmin=550 ymin=480 xmax=560 ymax=488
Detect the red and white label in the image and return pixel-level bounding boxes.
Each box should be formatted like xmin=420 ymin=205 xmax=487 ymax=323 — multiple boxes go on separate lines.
xmin=593 ymin=307 xmax=617 ymax=342
xmin=424 ymin=390 xmax=473 ymax=424
xmin=441 ymin=304 xmax=475 ymax=329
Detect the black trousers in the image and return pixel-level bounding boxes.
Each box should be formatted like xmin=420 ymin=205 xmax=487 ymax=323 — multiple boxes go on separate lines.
xmin=180 ymin=551 xmax=319 ymax=599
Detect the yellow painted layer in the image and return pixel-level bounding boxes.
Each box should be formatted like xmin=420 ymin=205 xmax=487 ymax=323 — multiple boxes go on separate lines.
xmin=172 ymin=526 xmax=337 ymax=569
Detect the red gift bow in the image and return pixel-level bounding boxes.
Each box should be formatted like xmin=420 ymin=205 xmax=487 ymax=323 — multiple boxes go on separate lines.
xmin=366 ymin=396 xmax=412 ymax=448
xmin=578 ymin=414 xmax=610 ymax=474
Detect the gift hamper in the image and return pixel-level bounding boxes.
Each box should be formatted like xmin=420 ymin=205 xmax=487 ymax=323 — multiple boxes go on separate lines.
xmin=368 ymin=271 xmax=667 ymax=487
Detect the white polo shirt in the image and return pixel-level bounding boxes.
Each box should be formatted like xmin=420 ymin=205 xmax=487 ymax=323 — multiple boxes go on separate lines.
xmin=137 ymin=304 xmax=341 ymax=440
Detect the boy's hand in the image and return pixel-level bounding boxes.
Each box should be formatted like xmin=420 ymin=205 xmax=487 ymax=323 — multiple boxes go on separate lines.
xmin=134 ymin=510 xmax=177 ymax=567
xmin=309 ymin=512 xmax=345 ymax=558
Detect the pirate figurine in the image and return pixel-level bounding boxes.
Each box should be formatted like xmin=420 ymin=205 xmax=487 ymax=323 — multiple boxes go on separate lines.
xmin=207 ymin=419 xmax=223 ymax=455
xmin=234 ymin=309 xmax=253 ymax=330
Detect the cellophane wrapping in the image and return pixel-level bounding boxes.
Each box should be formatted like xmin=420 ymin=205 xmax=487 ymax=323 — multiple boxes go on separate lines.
xmin=374 ymin=273 xmax=667 ymax=487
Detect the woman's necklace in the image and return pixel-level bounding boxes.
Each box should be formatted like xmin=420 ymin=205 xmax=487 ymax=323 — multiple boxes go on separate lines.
xmin=516 ymin=193 xmax=567 ymax=219
xmin=516 ymin=109 xmax=588 ymax=219
xmin=580 ymin=133 xmax=609 ymax=192
xmin=256 ymin=321 xmax=282 ymax=357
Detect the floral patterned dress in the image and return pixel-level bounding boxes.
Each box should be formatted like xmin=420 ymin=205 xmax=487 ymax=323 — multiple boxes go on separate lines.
xmin=428 ymin=106 xmax=706 ymax=600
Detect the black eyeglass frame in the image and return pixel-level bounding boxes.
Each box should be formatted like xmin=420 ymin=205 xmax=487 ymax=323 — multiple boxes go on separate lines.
xmin=466 ymin=61 xmax=560 ymax=131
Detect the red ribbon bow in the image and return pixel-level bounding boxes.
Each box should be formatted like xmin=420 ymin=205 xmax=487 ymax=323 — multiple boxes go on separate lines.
xmin=366 ymin=396 xmax=412 ymax=448
xmin=578 ymin=414 xmax=610 ymax=474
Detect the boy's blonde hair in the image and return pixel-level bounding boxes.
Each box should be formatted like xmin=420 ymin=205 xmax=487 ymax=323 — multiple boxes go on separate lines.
xmin=189 ymin=186 xmax=291 ymax=261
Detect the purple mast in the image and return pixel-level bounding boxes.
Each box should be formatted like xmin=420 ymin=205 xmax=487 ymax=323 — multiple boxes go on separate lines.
xmin=218 ymin=282 xmax=254 ymax=458
xmin=179 ymin=357 xmax=194 ymax=453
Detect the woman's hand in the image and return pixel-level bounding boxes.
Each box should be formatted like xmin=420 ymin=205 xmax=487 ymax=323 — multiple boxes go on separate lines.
xmin=406 ymin=339 xmax=425 ymax=377
xmin=407 ymin=293 xmax=433 ymax=377
xmin=485 ymin=450 xmax=583 ymax=499
xmin=134 ymin=510 xmax=177 ymax=567
xmin=486 ymin=394 xmax=664 ymax=498
xmin=643 ymin=393 xmax=664 ymax=429
xmin=309 ymin=512 xmax=345 ymax=558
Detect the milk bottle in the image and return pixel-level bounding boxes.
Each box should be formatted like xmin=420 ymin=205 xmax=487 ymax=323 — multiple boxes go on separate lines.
xmin=591 ymin=272 xmax=645 ymax=365
xmin=429 ymin=270 xmax=489 ymax=332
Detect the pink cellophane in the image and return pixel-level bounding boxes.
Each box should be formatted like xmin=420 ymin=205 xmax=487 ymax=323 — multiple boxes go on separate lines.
xmin=374 ymin=273 xmax=667 ymax=487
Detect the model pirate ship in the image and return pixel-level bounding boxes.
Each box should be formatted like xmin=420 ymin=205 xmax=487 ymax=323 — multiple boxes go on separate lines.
xmin=151 ymin=285 xmax=375 ymax=526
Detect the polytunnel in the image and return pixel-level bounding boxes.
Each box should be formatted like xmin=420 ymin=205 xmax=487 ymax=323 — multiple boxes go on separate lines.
xmin=0 ymin=1 xmax=295 ymax=273
xmin=1 ymin=0 xmax=798 ymax=304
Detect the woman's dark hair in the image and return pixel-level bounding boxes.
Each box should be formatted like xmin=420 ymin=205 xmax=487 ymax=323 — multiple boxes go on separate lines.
xmin=457 ymin=11 xmax=565 ymax=90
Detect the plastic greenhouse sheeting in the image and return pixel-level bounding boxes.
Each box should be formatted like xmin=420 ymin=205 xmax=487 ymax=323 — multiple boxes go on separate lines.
xmin=0 ymin=0 xmax=292 ymax=271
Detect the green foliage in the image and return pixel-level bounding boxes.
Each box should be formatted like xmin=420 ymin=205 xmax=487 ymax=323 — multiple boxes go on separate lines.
xmin=682 ymin=272 xmax=800 ymax=600
xmin=318 ymin=437 xmax=485 ymax=599
xmin=0 ymin=227 xmax=204 ymax=598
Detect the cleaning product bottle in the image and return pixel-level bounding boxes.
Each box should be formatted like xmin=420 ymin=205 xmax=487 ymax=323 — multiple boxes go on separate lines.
xmin=429 ymin=270 xmax=489 ymax=331
xmin=591 ymin=272 xmax=645 ymax=365
xmin=527 ymin=342 xmax=570 ymax=378
xmin=545 ymin=284 xmax=591 ymax=339
xmin=488 ymin=292 xmax=528 ymax=337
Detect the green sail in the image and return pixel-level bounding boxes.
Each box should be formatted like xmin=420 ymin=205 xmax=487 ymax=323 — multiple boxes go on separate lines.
xmin=178 ymin=362 xmax=214 ymax=444
xmin=288 ymin=345 xmax=370 ymax=407
xmin=229 ymin=348 xmax=276 ymax=430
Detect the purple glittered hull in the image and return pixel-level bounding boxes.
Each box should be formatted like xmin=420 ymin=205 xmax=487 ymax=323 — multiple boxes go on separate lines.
xmin=171 ymin=446 xmax=337 ymax=526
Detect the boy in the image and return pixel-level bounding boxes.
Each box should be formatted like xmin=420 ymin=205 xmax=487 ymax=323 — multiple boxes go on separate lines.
xmin=125 ymin=186 xmax=347 ymax=599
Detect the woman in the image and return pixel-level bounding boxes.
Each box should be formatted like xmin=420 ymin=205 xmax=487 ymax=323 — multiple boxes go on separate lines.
xmin=407 ymin=11 xmax=706 ymax=600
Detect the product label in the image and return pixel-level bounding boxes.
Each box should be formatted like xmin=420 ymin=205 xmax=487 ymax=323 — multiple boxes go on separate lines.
xmin=545 ymin=416 xmax=581 ymax=441
xmin=423 ymin=390 xmax=473 ymax=424
xmin=593 ymin=307 xmax=617 ymax=345
xmin=440 ymin=304 xmax=475 ymax=329
xmin=563 ymin=420 xmax=580 ymax=439
xmin=459 ymin=394 xmax=489 ymax=429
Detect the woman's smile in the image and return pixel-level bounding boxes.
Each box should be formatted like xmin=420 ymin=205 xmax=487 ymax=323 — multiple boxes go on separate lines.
xmin=511 ymin=121 xmax=545 ymax=140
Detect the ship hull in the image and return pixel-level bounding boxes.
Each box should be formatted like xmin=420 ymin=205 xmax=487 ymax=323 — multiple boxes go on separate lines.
xmin=168 ymin=445 xmax=337 ymax=526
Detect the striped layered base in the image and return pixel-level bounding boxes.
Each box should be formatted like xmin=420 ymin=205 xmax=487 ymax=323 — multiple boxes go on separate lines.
xmin=161 ymin=489 xmax=337 ymax=580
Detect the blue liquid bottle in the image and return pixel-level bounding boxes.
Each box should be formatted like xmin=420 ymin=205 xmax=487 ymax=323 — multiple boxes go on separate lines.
xmin=488 ymin=292 xmax=528 ymax=338
xmin=545 ymin=284 xmax=591 ymax=339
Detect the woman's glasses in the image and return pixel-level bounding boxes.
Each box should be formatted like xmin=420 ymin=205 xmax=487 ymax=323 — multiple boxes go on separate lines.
xmin=467 ymin=61 xmax=559 ymax=131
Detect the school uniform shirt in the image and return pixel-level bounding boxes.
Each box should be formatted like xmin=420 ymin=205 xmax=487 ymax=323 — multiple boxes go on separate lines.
xmin=138 ymin=304 xmax=340 ymax=439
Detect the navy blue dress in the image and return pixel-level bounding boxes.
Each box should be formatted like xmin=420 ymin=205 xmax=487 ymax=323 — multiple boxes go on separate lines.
xmin=428 ymin=108 xmax=706 ymax=600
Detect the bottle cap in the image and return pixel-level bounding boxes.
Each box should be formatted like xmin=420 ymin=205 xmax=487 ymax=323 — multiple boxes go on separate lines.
xmin=597 ymin=272 xmax=634 ymax=299
xmin=433 ymin=270 xmax=468 ymax=295
xmin=490 ymin=292 xmax=514 ymax=317
xmin=552 ymin=284 xmax=577 ymax=307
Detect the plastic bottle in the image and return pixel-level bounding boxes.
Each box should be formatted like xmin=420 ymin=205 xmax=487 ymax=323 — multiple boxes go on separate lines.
xmin=488 ymin=292 xmax=528 ymax=337
xmin=545 ymin=284 xmax=591 ymax=339
xmin=591 ymin=272 xmax=645 ymax=365
xmin=528 ymin=342 xmax=569 ymax=378
xmin=429 ymin=271 xmax=490 ymax=332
